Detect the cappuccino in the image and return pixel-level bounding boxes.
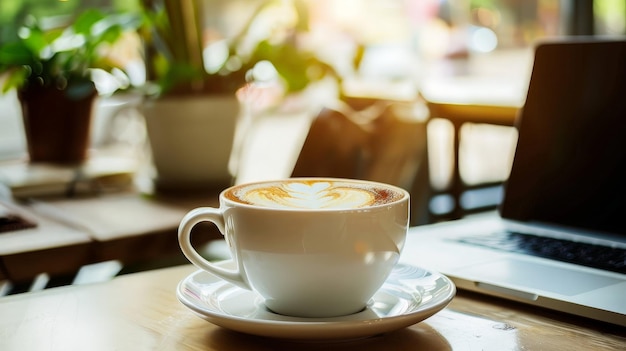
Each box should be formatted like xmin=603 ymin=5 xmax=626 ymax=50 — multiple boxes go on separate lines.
xmin=179 ymin=177 xmax=410 ymax=317
xmin=225 ymin=179 xmax=404 ymax=209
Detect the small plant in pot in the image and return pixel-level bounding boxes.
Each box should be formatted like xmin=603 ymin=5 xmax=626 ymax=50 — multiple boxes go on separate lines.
xmin=138 ymin=0 xmax=338 ymax=193
xmin=0 ymin=9 xmax=139 ymax=164
xmin=138 ymin=0 xmax=248 ymax=192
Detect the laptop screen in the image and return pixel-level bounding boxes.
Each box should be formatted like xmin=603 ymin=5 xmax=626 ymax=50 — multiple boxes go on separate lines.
xmin=499 ymin=38 xmax=626 ymax=235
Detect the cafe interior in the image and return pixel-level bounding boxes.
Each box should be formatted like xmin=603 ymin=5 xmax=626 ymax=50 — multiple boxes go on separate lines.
xmin=0 ymin=0 xmax=625 ymax=350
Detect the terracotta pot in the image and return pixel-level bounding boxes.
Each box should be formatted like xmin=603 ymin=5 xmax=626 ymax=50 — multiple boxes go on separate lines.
xmin=143 ymin=94 xmax=239 ymax=193
xmin=18 ymin=85 xmax=97 ymax=164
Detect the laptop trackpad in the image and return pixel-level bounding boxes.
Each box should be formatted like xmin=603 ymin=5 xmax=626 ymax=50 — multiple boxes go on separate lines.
xmin=459 ymin=259 xmax=623 ymax=296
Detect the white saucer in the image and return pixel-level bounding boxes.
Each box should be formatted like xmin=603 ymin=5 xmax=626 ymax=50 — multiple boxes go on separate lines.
xmin=177 ymin=262 xmax=455 ymax=340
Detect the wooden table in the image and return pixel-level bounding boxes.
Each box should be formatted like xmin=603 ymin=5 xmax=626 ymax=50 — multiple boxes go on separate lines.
xmin=0 ymin=263 xmax=623 ymax=351
xmin=0 ymin=192 xmax=222 ymax=284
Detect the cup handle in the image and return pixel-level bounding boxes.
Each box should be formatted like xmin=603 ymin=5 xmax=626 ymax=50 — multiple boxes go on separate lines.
xmin=178 ymin=207 xmax=251 ymax=290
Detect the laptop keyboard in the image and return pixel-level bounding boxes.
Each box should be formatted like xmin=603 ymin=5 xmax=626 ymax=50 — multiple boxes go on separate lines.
xmin=458 ymin=231 xmax=626 ymax=274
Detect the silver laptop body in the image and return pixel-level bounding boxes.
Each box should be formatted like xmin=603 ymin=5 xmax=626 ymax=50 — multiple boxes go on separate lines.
xmin=401 ymin=37 xmax=626 ymax=326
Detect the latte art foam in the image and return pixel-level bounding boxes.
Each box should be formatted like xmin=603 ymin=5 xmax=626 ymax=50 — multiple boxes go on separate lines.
xmin=226 ymin=180 xmax=403 ymax=209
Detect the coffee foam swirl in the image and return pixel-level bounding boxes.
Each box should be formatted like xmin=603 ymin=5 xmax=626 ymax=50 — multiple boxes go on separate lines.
xmin=229 ymin=180 xmax=400 ymax=209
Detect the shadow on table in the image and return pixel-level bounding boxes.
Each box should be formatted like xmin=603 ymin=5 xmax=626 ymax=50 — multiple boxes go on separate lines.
xmin=206 ymin=324 xmax=451 ymax=351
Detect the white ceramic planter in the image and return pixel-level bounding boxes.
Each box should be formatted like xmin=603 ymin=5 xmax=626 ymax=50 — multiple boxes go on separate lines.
xmin=143 ymin=95 xmax=239 ymax=192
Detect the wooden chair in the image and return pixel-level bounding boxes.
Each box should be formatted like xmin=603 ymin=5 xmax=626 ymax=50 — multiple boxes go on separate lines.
xmin=292 ymin=96 xmax=432 ymax=226
xmin=426 ymin=100 xmax=520 ymax=219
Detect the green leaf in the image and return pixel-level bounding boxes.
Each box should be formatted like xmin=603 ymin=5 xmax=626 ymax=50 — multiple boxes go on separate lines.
xmin=98 ymin=24 xmax=122 ymax=45
xmin=250 ymin=40 xmax=314 ymax=92
xmin=73 ymin=9 xmax=105 ymax=36
xmin=1 ymin=68 xmax=28 ymax=93
xmin=22 ymin=27 xmax=47 ymax=55
xmin=42 ymin=28 xmax=65 ymax=46
xmin=0 ymin=42 xmax=34 ymax=65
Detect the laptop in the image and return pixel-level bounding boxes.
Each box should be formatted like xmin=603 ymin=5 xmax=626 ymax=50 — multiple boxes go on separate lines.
xmin=401 ymin=37 xmax=626 ymax=326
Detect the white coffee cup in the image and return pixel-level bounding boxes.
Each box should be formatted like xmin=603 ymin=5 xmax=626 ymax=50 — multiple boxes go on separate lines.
xmin=178 ymin=177 xmax=410 ymax=318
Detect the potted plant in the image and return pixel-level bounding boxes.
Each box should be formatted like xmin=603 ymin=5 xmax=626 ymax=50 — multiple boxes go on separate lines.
xmin=0 ymin=9 xmax=139 ymax=164
xmin=138 ymin=0 xmax=248 ymax=193
xmin=138 ymin=0 xmax=339 ymax=193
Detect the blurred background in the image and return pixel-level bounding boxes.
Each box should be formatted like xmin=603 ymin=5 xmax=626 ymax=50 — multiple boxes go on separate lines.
xmin=1 ymin=0 xmax=625 ymax=219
